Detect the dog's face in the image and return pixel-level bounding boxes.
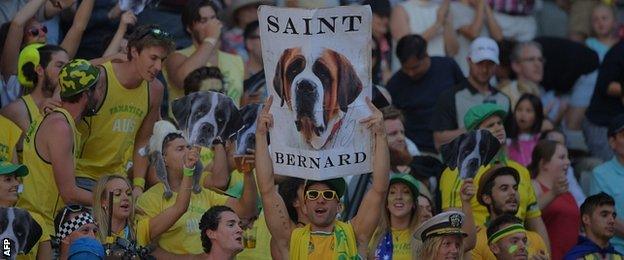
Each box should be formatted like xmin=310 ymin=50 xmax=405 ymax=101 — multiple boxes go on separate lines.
xmin=0 ymin=207 xmax=42 ymax=257
xmin=440 ymin=130 xmax=501 ymax=179
xmin=273 ymin=47 xmax=363 ymax=149
xmin=235 ymin=104 xmax=262 ymax=155
xmin=172 ymin=91 xmax=243 ymax=147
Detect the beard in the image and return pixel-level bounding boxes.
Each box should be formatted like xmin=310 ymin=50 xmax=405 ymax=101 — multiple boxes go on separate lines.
xmin=389 ymin=143 xmax=412 ymax=167
xmin=42 ymin=74 xmax=56 ymax=97
xmin=491 ymin=197 xmax=518 ymax=217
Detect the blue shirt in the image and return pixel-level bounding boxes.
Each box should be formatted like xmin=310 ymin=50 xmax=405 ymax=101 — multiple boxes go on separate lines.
xmin=589 ymin=157 xmax=624 ymax=253
xmin=564 ymin=236 xmax=623 ymax=260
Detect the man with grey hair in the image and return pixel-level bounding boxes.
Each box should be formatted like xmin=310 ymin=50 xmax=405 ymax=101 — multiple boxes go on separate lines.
xmin=499 ymin=41 xmax=565 ymax=123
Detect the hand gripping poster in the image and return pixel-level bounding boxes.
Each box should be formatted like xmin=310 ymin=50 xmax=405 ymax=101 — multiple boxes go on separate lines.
xmin=259 ymin=5 xmax=373 ymax=180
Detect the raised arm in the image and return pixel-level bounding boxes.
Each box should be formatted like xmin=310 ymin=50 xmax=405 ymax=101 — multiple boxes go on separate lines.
xmin=202 ymin=143 xmax=231 ymax=190
xmin=59 ymin=0 xmax=94 ymax=58
xmin=147 ymin=147 xmax=197 ymax=239
xmin=457 ymin=0 xmax=485 ymax=40
xmin=46 ymin=115 xmax=93 ymax=205
xmin=459 ymin=179 xmax=477 ymax=251
xmin=483 ymin=1 xmax=503 ymax=41
xmin=352 ymin=98 xmax=390 ymax=245
xmin=132 ymin=79 xmax=164 ymax=196
xmin=164 ymin=19 xmax=221 ymax=90
xmin=102 ymin=11 xmax=136 ymax=57
xmin=390 ymin=5 xmax=410 ymax=42
xmin=1 ymin=0 xmax=47 ymax=78
xmin=224 ymin=165 xmax=258 ymax=219
xmin=254 ymin=96 xmax=294 ymax=257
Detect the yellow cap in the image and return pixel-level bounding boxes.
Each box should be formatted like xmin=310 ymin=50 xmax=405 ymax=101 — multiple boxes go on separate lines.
xmin=17 ymin=43 xmax=45 ymax=88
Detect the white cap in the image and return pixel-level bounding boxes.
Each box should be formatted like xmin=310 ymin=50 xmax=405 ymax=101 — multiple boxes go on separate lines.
xmin=469 ymin=37 xmax=499 ymax=65
xmin=148 ymin=120 xmax=183 ymax=154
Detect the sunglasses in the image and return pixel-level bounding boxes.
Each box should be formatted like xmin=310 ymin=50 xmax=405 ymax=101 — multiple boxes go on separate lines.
xmin=306 ymin=189 xmax=338 ymax=201
xmin=137 ymin=28 xmax=171 ymax=41
xmin=27 ymin=25 xmax=48 ymax=37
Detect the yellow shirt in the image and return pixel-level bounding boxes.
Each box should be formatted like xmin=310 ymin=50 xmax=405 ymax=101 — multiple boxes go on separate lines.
xmin=18 ymin=108 xmax=79 ymax=242
xmin=236 ymin=211 xmax=273 ymax=260
xmin=164 ymin=46 xmax=244 ymax=110
xmin=309 ymin=232 xmax=335 ymax=259
xmin=289 ymin=221 xmax=359 ymax=260
xmin=136 ymin=183 xmax=229 ymax=254
xmin=391 ymin=228 xmax=412 ymax=260
xmin=0 ymin=115 xmax=21 ymax=162
xmin=439 ymin=160 xmax=541 ymax=225
xmin=20 ymin=94 xmax=42 ymax=124
xmin=76 ymin=61 xmax=149 ymax=180
xmin=198 ymin=147 xmax=245 ymax=192
xmin=108 ymin=218 xmax=150 ymax=247
xmin=471 ymin=225 xmax=549 ymax=260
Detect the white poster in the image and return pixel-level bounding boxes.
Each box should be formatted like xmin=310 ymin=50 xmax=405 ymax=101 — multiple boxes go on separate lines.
xmin=259 ymin=5 xmax=373 ymax=180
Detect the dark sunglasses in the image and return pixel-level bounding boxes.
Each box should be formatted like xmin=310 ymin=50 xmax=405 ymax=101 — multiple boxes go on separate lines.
xmin=27 ymin=25 xmax=48 ymax=37
xmin=137 ymin=28 xmax=171 ymax=40
xmin=306 ymin=189 xmax=338 ymax=201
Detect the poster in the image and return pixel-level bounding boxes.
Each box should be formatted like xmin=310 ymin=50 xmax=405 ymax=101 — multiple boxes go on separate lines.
xmin=259 ymin=5 xmax=373 ymax=180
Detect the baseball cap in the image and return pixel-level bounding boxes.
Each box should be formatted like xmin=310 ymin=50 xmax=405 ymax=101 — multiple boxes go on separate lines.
xmin=304 ymin=178 xmax=347 ymax=199
xmin=58 ymin=59 xmax=100 ymax=98
xmin=389 ymin=173 xmax=420 ymax=199
xmin=68 ymin=237 xmax=105 ymax=260
xmin=608 ymin=114 xmax=624 ymax=137
xmin=0 ymin=161 xmax=28 ymax=177
xmin=469 ymin=37 xmax=500 ymax=64
xmin=464 ymin=103 xmax=507 ymax=131
xmin=17 ymin=43 xmax=45 ymax=89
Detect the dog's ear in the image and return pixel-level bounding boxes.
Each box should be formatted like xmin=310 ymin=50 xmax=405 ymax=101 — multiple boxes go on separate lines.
xmin=151 ymin=152 xmax=173 ymax=200
xmin=335 ymin=51 xmax=363 ymax=112
xmin=172 ymin=93 xmax=193 ymax=131
xmin=273 ymin=48 xmax=295 ymax=107
xmin=223 ymin=101 xmax=243 ymax=141
xmin=440 ymin=133 xmax=465 ymax=170
xmin=10 ymin=208 xmax=42 ymax=254
xmin=478 ymin=130 xmax=502 ymax=166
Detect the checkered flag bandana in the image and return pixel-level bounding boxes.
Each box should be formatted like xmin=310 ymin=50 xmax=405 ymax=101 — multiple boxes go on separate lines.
xmin=56 ymin=212 xmax=95 ymax=240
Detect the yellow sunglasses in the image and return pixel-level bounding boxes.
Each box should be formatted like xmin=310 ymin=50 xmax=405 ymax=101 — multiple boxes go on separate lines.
xmin=305 ymin=189 xmax=338 ymax=201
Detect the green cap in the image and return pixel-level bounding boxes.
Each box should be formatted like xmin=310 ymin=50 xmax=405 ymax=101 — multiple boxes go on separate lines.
xmin=389 ymin=173 xmax=420 ymax=199
xmin=0 ymin=161 xmax=29 ymax=177
xmin=17 ymin=43 xmax=45 ymax=89
xmin=464 ymin=103 xmax=507 ymax=130
xmin=304 ymin=178 xmax=347 ymax=199
xmin=58 ymin=59 xmax=100 ymax=98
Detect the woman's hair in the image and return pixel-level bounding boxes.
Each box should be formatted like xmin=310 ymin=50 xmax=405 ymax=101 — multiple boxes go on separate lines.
xmin=199 ymin=205 xmax=235 ymax=253
xmin=183 ymin=66 xmax=225 ymax=95
xmin=527 ymin=140 xmax=560 ymax=178
xmin=506 ymin=93 xmax=544 ymax=141
xmin=92 ymin=175 xmax=136 ymax=243
xmin=368 ymin=182 xmax=420 ymax=258
xmin=278 ymin=177 xmax=305 ymax=223
xmin=415 ymin=235 xmax=464 ymax=259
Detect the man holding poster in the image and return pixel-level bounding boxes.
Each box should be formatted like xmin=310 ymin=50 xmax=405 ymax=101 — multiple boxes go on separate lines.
xmin=255 ymin=95 xmax=389 ymax=259
xmin=259 ymin=4 xmax=374 ymax=180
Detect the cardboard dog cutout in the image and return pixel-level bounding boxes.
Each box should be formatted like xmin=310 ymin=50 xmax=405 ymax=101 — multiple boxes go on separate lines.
xmin=235 ymin=104 xmax=262 ymax=155
xmin=260 ymin=5 xmax=373 ymax=180
xmin=172 ymin=91 xmax=243 ymax=148
xmin=0 ymin=207 xmax=42 ymax=258
xmin=440 ymin=130 xmax=501 ymax=179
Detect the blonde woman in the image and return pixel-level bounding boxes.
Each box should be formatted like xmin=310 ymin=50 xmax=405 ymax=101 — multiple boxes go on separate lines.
xmin=92 ymin=120 xmax=196 ymax=247
xmin=414 ymin=211 xmax=468 ymax=260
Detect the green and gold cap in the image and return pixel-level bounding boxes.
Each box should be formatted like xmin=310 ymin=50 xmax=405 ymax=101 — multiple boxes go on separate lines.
xmin=58 ymin=59 xmax=99 ymax=98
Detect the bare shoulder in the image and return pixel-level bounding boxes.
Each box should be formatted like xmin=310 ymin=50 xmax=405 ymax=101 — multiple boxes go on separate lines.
xmin=0 ymin=99 xmax=28 ymax=131
xmin=41 ymin=113 xmax=72 ymax=134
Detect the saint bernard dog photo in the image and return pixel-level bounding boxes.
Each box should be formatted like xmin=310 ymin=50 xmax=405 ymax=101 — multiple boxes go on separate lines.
xmin=272 ymin=46 xmax=363 ymax=150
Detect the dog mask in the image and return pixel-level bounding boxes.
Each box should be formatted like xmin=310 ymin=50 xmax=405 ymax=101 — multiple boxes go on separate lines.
xmin=235 ymin=104 xmax=262 ymax=155
xmin=0 ymin=207 xmax=42 ymax=258
xmin=273 ymin=47 xmax=363 ymax=149
xmin=172 ymin=91 xmax=243 ymax=148
xmin=440 ymin=130 xmax=501 ymax=179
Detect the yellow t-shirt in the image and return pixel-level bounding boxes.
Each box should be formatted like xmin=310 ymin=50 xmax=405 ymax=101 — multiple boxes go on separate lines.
xmin=0 ymin=115 xmax=21 ymax=162
xmin=236 ymin=211 xmax=273 ymax=260
xmin=18 ymin=108 xmax=80 ymax=243
xmin=20 ymin=94 xmax=42 ymax=124
xmin=164 ymin=46 xmax=244 ymax=110
xmin=136 ymin=183 xmax=229 ymax=254
xmin=309 ymin=232 xmax=335 ymax=259
xmin=289 ymin=221 xmax=359 ymax=260
xmin=76 ymin=61 xmax=149 ymax=180
xmin=391 ymin=228 xmax=412 ymax=260
xmin=198 ymin=147 xmax=245 ymax=191
xmin=439 ymin=160 xmax=541 ymax=225
xmin=471 ymin=225 xmax=549 ymax=260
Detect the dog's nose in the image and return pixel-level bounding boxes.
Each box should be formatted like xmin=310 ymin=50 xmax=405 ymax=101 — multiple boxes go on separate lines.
xmin=296 ymin=80 xmax=316 ymax=94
